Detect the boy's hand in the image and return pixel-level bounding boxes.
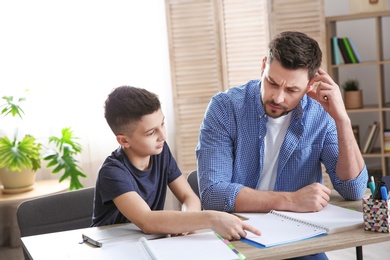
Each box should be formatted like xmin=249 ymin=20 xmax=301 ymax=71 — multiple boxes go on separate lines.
xmin=211 ymin=212 xmax=261 ymax=240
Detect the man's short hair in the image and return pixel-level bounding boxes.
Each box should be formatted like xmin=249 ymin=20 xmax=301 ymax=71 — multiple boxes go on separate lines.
xmin=267 ymin=31 xmax=322 ymax=80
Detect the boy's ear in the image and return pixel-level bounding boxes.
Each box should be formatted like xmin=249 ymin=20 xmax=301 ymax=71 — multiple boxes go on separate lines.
xmin=116 ymin=134 xmax=130 ymax=148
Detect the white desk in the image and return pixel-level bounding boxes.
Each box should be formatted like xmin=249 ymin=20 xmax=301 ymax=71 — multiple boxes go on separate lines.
xmin=21 ymin=221 xmax=390 ymax=260
xmin=21 ymin=190 xmax=390 ymax=259
xmin=22 ymin=226 xmax=122 ymax=260
xmin=22 ymin=225 xmax=241 ymax=260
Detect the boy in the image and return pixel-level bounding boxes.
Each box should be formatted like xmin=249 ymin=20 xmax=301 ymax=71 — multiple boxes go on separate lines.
xmin=92 ymin=86 xmax=260 ymax=240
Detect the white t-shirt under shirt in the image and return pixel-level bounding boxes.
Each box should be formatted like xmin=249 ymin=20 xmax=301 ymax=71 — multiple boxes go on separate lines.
xmin=256 ymin=113 xmax=292 ymax=190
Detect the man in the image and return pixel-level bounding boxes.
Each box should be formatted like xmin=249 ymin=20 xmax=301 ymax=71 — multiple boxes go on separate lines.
xmin=196 ymin=31 xmax=367 ymax=214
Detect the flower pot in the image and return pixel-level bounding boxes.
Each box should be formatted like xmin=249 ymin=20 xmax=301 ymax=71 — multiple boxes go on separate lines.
xmin=344 ymin=90 xmax=363 ymax=109
xmin=0 ymin=168 xmax=36 ymax=193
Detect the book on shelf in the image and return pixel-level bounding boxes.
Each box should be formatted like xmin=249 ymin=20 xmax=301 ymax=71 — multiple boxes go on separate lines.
xmin=347 ymin=38 xmax=362 ymax=63
xmin=337 ymin=38 xmax=352 ymax=64
xmin=342 ymin=37 xmax=357 ymax=64
xmin=82 ymin=224 xmax=245 ymax=259
xmin=384 ymin=129 xmax=390 ymax=153
xmin=362 ymin=122 xmax=379 ymax=154
xmin=367 ymin=123 xmax=380 ymax=153
xmin=239 ymin=204 xmax=363 ymax=248
xmin=333 ymin=37 xmax=361 ymax=64
xmin=331 ymin=37 xmax=340 ymax=65
xmin=352 ymin=125 xmax=360 ymax=148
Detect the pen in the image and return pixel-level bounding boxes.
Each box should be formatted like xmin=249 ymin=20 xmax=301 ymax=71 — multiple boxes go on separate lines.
xmin=368 ymin=176 xmax=376 ymax=197
xmin=380 ymin=186 xmax=388 ymax=201
xmin=373 ymin=180 xmax=383 ymax=200
xmin=232 ymin=213 xmax=249 ymax=221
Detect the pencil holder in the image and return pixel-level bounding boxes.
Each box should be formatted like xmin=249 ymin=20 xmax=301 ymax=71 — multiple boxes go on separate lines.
xmin=362 ymin=196 xmax=390 ymax=233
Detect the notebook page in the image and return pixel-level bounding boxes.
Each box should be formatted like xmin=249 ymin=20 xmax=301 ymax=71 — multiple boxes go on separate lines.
xmin=69 ymin=239 xmax=152 ymax=260
xmin=147 ymin=231 xmax=243 ymax=260
xmin=271 ymin=204 xmax=363 ymax=234
xmin=243 ymin=212 xmax=327 ymax=247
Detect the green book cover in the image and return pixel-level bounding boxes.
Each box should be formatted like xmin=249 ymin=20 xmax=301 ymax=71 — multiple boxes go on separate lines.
xmin=337 ymin=38 xmax=352 ymax=64
xmin=342 ymin=37 xmax=357 ymax=64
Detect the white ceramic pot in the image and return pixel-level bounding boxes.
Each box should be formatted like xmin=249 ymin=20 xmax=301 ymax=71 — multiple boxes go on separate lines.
xmin=0 ymin=168 xmax=36 ymax=193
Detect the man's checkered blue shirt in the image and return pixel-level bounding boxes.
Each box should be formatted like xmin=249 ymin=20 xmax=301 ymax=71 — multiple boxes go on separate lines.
xmin=196 ymin=80 xmax=368 ymax=212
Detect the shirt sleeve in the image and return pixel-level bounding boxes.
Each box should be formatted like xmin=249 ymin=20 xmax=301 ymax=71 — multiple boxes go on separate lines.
xmin=321 ymin=119 xmax=368 ymax=200
xmin=98 ymin=162 xmax=136 ymax=205
xmin=164 ymin=143 xmax=182 ymax=183
xmin=196 ymin=93 xmax=244 ymax=212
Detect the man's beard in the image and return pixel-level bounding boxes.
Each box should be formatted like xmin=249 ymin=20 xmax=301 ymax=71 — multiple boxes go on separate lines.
xmin=264 ymin=100 xmax=289 ymax=118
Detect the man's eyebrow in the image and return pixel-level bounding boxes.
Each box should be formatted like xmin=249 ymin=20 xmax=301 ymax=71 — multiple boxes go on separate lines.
xmin=268 ymin=75 xmax=301 ymax=89
xmin=267 ymin=75 xmax=277 ymax=84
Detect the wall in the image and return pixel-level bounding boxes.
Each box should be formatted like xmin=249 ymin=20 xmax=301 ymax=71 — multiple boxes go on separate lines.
xmin=2 ymin=1 xmax=388 ymax=187
xmin=0 ymin=1 xmax=174 ymax=187
xmin=325 ymin=0 xmax=390 ymax=170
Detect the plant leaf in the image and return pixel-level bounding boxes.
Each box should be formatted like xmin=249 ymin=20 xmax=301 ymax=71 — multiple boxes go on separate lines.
xmin=44 ymin=127 xmax=86 ymax=190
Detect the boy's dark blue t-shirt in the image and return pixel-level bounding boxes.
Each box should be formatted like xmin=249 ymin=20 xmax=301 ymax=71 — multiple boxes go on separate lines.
xmin=92 ymin=142 xmax=181 ymax=226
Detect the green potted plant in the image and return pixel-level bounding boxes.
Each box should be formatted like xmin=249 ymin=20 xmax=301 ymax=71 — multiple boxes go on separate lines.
xmin=342 ymin=79 xmax=362 ymax=109
xmin=0 ymin=95 xmax=86 ymax=193
xmin=0 ymin=96 xmax=41 ymax=192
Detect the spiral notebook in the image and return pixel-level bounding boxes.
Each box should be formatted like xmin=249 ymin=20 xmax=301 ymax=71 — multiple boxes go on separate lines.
xmin=241 ymin=204 xmax=363 ymax=248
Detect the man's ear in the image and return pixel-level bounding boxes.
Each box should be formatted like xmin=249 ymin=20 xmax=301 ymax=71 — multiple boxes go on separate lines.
xmin=116 ymin=134 xmax=130 ymax=148
xmin=306 ymin=81 xmax=319 ymax=94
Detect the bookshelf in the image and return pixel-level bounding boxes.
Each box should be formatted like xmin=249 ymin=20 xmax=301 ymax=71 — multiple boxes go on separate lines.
xmin=325 ymin=11 xmax=390 ymax=178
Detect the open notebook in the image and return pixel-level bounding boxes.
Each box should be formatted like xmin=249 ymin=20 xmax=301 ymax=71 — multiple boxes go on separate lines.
xmin=81 ymin=224 xmax=244 ymax=259
xmin=241 ymin=204 xmax=363 ymax=248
